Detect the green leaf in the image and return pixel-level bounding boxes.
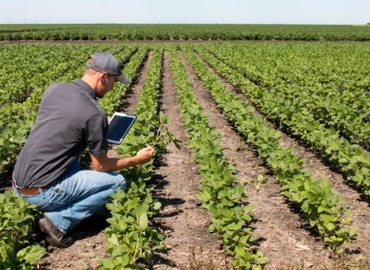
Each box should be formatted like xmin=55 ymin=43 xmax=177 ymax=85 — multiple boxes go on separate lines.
xmin=108 ymin=233 xmax=120 ymax=246
xmin=324 ymin=222 xmax=336 ymax=232
xmin=17 ymin=244 xmax=46 ymax=265
xmin=139 ymin=213 xmax=148 ymax=230
xmin=153 ymin=202 xmax=161 ymax=210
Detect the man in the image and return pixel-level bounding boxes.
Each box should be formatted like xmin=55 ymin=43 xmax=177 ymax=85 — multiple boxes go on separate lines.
xmin=12 ymin=52 xmax=154 ymax=248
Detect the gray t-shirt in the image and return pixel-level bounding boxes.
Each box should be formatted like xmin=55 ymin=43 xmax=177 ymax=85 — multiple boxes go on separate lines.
xmin=13 ymin=79 xmax=108 ymax=188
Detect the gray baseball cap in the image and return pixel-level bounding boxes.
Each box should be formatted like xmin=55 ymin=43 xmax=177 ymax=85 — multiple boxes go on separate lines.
xmin=86 ymin=52 xmax=130 ymax=84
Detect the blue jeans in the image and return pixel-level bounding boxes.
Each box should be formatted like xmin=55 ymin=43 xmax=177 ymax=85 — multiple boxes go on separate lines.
xmin=13 ymin=160 xmax=126 ymax=234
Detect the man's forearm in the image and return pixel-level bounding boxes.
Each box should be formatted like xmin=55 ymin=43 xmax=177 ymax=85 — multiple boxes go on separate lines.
xmin=90 ymin=146 xmax=154 ymax=172
xmin=91 ymin=155 xmax=140 ymax=172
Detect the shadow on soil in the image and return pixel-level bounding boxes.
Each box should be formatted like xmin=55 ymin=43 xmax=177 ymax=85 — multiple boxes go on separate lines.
xmin=36 ymin=212 xmax=110 ymax=250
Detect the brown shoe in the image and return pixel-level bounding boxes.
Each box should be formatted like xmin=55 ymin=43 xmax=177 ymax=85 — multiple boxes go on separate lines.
xmin=39 ymin=216 xmax=74 ymax=248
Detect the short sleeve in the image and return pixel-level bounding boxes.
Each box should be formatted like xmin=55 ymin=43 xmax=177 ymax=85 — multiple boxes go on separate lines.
xmin=84 ymin=113 xmax=109 ymax=157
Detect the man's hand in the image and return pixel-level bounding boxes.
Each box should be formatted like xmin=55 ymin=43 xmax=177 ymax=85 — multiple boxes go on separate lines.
xmin=134 ymin=146 xmax=155 ymax=165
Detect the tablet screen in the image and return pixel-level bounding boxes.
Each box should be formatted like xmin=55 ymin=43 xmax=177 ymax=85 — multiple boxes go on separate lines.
xmin=107 ymin=113 xmax=136 ymax=144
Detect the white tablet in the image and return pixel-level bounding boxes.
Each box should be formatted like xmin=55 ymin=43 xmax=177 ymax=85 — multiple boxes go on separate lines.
xmin=107 ymin=112 xmax=137 ymax=144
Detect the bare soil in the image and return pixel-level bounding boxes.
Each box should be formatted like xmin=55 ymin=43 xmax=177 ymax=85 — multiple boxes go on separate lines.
xmin=150 ymin=51 xmax=230 ymax=269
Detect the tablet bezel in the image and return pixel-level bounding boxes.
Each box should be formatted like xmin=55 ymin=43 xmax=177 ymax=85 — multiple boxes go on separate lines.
xmin=107 ymin=112 xmax=137 ymax=144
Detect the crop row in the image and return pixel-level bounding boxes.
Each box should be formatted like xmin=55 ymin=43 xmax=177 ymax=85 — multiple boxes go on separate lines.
xmin=99 ymin=48 xmax=167 ymax=269
xmin=0 ymin=191 xmax=46 ymax=269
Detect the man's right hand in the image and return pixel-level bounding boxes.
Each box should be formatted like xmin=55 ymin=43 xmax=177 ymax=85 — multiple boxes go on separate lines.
xmin=134 ymin=146 xmax=155 ymax=165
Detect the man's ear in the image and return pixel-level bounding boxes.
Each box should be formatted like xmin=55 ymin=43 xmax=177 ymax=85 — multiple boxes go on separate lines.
xmin=99 ymin=72 xmax=107 ymax=84
xmin=102 ymin=72 xmax=110 ymax=81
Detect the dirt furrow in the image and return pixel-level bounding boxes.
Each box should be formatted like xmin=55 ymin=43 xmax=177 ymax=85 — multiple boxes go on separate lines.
xmin=119 ymin=50 xmax=152 ymax=114
xmin=151 ymin=51 xmax=231 ymax=269
xmin=178 ymin=50 xmax=339 ymax=269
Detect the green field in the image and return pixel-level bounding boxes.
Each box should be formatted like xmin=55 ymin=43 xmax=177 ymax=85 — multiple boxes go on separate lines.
xmin=1 ymin=24 xmax=370 ymax=40
xmin=1 ymin=26 xmax=370 ymax=269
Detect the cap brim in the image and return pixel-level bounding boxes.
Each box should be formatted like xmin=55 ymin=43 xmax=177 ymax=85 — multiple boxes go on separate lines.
xmin=116 ymin=74 xmax=130 ymax=84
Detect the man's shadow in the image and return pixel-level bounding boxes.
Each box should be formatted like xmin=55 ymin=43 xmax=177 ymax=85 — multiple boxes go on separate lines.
xmin=69 ymin=210 xmax=111 ymax=241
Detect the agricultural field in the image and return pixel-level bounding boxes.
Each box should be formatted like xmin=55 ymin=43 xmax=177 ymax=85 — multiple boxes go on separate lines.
xmin=0 ymin=24 xmax=370 ymax=41
xmin=1 ymin=38 xmax=370 ymax=269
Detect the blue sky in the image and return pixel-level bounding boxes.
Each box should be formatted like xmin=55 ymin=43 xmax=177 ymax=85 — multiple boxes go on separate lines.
xmin=1 ymin=0 xmax=369 ymax=25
